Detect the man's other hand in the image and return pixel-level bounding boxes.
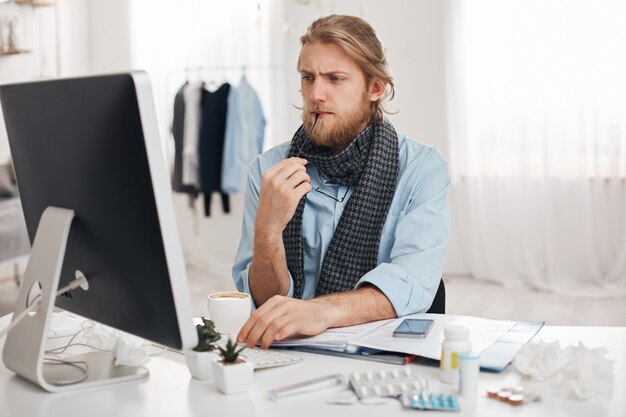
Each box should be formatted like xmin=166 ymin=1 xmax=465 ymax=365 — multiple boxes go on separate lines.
xmin=237 ymin=295 xmax=331 ymax=349
xmin=255 ymin=157 xmax=311 ymax=236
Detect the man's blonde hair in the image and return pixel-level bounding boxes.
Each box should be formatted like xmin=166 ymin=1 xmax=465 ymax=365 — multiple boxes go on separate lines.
xmin=298 ymin=14 xmax=395 ymax=123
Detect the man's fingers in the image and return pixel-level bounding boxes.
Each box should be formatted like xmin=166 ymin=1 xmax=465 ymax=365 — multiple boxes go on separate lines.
xmin=239 ymin=296 xmax=289 ymax=347
xmin=271 ymin=159 xmax=307 ymax=181
xmin=264 ymin=157 xmax=307 ymax=180
xmin=294 ymin=181 xmax=313 ymax=199
xmin=244 ymin=308 xmax=286 ymax=347
xmin=273 ymin=161 xmax=308 ymax=184
xmin=272 ymin=318 xmax=299 ymax=342
xmin=285 ymin=170 xmax=310 ymax=189
xmin=237 ymin=296 xmax=283 ymax=343
xmin=259 ymin=315 xmax=292 ymax=349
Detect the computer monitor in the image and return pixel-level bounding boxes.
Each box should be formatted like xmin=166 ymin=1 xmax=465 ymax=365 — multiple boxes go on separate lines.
xmin=0 ymin=72 xmax=198 ymax=392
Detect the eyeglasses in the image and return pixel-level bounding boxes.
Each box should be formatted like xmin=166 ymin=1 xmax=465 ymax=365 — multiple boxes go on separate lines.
xmin=314 ymin=185 xmax=350 ymax=203
xmin=295 ymin=113 xmax=319 ymax=158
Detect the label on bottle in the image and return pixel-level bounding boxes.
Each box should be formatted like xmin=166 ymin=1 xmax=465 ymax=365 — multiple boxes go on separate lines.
xmin=451 ymin=352 xmax=459 ymax=370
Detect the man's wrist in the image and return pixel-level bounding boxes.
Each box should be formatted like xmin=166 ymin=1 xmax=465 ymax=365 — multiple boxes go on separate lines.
xmin=254 ymin=226 xmax=283 ymax=250
xmin=311 ymin=286 xmax=396 ymax=329
xmin=310 ymin=297 xmax=342 ymax=329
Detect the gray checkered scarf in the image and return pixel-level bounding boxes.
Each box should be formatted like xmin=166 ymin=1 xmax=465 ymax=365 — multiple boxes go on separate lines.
xmin=283 ymin=120 xmax=399 ymax=298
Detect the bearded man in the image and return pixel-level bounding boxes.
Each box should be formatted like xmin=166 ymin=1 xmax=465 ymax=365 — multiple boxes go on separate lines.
xmin=232 ymin=15 xmax=451 ymax=348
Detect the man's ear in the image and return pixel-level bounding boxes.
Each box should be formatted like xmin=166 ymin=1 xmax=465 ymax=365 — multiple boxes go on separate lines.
xmin=368 ymin=79 xmax=385 ymax=102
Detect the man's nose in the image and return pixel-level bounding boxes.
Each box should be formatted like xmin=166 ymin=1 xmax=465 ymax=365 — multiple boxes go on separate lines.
xmin=309 ymin=79 xmax=327 ymax=102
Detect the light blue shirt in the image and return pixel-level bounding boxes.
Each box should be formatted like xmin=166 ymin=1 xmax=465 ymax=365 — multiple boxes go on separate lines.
xmin=232 ymin=133 xmax=451 ymax=317
xmin=221 ymin=76 xmax=266 ymax=194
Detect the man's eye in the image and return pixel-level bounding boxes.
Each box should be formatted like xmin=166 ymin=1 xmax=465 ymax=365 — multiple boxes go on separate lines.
xmin=330 ymin=76 xmax=343 ymax=82
xmin=301 ymin=75 xmax=313 ymax=82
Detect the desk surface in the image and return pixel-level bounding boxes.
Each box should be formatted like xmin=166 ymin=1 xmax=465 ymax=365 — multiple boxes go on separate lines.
xmin=0 ymin=314 xmax=624 ymax=417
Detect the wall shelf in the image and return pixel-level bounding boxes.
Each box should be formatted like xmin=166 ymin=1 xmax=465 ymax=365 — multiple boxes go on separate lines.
xmin=11 ymin=0 xmax=55 ymax=6
xmin=0 ymin=49 xmax=30 ymax=56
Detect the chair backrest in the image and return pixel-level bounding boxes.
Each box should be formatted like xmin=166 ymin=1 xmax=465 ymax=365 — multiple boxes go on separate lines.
xmin=425 ymin=279 xmax=446 ymax=314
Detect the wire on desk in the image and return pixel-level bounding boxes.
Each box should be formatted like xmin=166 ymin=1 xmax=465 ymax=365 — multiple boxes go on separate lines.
xmin=0 ymin=274 xmax=88 ymax=339
xmin=41 ymin=357 xmax=89 ymax=385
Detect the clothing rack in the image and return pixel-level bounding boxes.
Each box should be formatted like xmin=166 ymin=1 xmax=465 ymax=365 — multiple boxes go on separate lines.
xmin=170 ymin=64 xmax=285 ymax=84
xmin=164 ymin=63 xmax=283 ymax=128
xmin=164 ymin=64 xmax=283 ymax=120
xmin=181 ymin=64 xmax=284 ymax=73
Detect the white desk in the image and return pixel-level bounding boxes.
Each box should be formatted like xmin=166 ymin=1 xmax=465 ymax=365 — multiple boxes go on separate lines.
xmin=0 ymin=314 xmax=624 ymax=417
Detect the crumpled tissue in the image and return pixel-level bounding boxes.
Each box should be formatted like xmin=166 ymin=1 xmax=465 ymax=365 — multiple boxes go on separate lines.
xmin=514 ymin=341 xmax=614 ymax=400
xmin=81 ymin=322 xmax=150 ymax=367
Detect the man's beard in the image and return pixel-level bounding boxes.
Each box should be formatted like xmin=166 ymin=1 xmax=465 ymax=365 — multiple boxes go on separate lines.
xmin=301 ymin=95 xmax=371 ymax=152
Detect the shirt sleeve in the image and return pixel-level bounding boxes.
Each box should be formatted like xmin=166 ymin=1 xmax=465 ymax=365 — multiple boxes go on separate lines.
xmin=231 ymin=153 xmax=294 ymax=310
xmin=232 ymin=158 xmax=261 ymax=308
xmin=355 ymin=151 xmax=451 ymax=317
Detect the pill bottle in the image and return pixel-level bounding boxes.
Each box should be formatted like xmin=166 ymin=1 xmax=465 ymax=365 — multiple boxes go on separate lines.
xmin=459 ymin=352 xmax=480 ymax=398
xmin=440 ymin=325 xmax=471 ymax=384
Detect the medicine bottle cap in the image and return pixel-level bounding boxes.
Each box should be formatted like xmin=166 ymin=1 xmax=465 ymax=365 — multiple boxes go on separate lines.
xmin=444 ymin=325 xmax=469 ymax=341
xmin=458 ymin=352 xmax=479 ymax=361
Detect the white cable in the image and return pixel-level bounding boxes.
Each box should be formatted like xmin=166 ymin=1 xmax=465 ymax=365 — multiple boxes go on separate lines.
xmin=41 ymin=358 xmax=89 ymax=385
xmin=0 ymin=274 xmax=89 ymax=339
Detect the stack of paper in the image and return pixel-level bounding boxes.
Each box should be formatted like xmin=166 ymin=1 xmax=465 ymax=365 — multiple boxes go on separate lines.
xmin=272 ymin=314 xmax=543 ymax=370
xmin=348 ymin=314 xmax=516 ymax=360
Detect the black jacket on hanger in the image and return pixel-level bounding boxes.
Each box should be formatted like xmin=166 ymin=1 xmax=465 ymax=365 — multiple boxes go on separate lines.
xmin=199 ymin=83 xmax=231 ymax=216
xmin=171 ymin=83 xmax=198 ymax=197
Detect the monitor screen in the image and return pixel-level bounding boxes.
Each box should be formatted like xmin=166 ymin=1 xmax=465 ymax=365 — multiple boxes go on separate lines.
xmin=0 ymin=72 xmax=196 ymax=350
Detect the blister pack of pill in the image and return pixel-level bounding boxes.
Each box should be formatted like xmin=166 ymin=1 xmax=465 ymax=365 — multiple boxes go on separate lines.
xmin=349 ymin=367 xmax=424 ymax=399
xmin=400 ymin=390 xmax=460 ymax=411
xmin=349 ymin=368 xmax=459 ymax=411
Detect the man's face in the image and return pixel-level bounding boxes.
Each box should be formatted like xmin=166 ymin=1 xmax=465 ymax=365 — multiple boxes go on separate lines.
xmin=299 ymin=42 xmax=375 ymax=152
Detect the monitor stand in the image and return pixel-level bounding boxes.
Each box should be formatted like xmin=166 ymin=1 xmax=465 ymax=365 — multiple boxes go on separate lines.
xmin=2 ymin=207 xmax=148 ymax=392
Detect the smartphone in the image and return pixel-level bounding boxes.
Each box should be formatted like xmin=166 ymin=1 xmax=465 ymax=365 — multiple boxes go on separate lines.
xmin=392 ymin=319 xmax=434 ymax=338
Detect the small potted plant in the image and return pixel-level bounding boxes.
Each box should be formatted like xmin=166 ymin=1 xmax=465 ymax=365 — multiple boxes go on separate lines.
xmin=211 ymin=337 xmax=254 ymax=394
xmin=185 ymin=318 xmax=221 ymax=380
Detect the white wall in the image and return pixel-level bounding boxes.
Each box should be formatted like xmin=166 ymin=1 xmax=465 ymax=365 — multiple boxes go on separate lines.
xmin=56 ymin=0 xmax=131 ymax=76
xmin=0 ymin=1 xmax=59 ymax=163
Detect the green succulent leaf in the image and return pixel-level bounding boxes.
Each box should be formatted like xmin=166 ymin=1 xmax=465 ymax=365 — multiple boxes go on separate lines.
xmin=218 ymin=337 xmax=246 ymax=363
xmin=193 ymin=318 xmax=221 ymax=352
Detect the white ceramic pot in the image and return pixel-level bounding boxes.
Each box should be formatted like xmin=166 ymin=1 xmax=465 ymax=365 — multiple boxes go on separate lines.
xmin=211 ymin=357 xmax=254 ymax=395
xmin=185 ymin=350 xmax=219 ymax=380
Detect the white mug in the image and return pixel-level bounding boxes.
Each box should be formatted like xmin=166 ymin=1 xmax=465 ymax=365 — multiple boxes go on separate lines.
xmin=207 ymin=291 xmax=252 ymax=336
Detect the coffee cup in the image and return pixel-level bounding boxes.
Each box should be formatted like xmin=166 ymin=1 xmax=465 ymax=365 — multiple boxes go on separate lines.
xmin=207 ymin=291 xmax=252 ymax=336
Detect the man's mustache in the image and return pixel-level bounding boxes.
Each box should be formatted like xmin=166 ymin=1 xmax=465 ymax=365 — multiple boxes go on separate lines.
xmin=304 ymin=106 xmax=333 ymax=113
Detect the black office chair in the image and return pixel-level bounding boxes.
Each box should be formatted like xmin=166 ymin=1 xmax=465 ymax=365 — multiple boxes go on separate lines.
xmin=425 ymin=279 xmax=446 ymax=314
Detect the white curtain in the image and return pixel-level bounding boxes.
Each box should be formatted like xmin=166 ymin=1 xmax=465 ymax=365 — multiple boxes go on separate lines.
xmin=446 ymin=0 xmax=626 ymax=296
